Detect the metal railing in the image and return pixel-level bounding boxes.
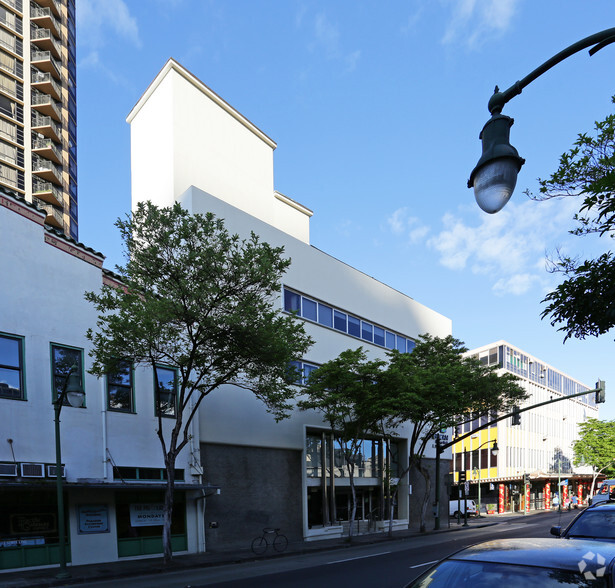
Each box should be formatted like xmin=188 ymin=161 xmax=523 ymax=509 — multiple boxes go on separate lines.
xmin=31 ymin=69 xmax=61 ymax=97
xmin=31 ymin=27 xmax=61 ymax=57
xmin=33 ymin=180 xmax=63 ymax=205
xmin=32 ymin=136 xmax=61 ymax=160
xmin=32 ymin=112 xmax=61 ymax=137
xmin=30 ymin=6 xmax=60 ymax=32
xmin=31 ymin=50 xmax=61 ymax=76
xmin=31 ymin=90 xmax=61 ymax=120
xmin=1 ymin=0 xmax=23 ymax=14
xmin=33 ymin=196 xmax=64 ymax=226
xmin=0 ymin=11 xmax=22 ymax=35
xmin=32 ymin=154 xmax=62 ymax=181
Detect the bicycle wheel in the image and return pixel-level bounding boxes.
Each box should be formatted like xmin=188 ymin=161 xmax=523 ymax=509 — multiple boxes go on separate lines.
xmin=273 ymin=534 xmax=288 ymax=552
xmin=251 ymin=536 xmax=267 ymax=555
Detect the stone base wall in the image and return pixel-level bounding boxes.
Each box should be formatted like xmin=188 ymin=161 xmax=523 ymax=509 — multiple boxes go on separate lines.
xmin=201 ymin=443 xmax=303 ymax=550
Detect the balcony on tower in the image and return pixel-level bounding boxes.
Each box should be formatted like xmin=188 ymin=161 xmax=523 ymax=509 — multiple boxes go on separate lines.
xmin=31 ymin=69 xmax=61 ymax=101
xmin=30 ymin=6 xmax=61 ymax=38
xmin=31 ymin=27 xmax=62 ymax=60
xmin=31 ymin=112 xmax=61 ymax=143
xmin=32 ymin=136 xmax=61 ymax=164
xmin=31 ymin=0 xmax=60 ymax=19
xmin=33 ymin=179 xmax=63 ymax=208
xmin=32 ymin=153 xmax=62 ymax=185
xmin=33 ymin=195 xmax=63 ymax=229
xmin=31 ymin=89 xmax=61 ymax=121
xmin=31 ymin=49 xmax=61 ymax=80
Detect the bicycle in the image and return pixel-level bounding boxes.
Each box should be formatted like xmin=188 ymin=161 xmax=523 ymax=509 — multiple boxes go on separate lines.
xmin=251 ymin=527 xmax=288 ymax=554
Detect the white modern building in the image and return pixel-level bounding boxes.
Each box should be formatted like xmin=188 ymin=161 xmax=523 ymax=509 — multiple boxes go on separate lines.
xmin=0 ymin=58 xmax=452 ymax=571
xmin=452 ymin=341 xmax=598 ymax=514
xmin=127 ymin=58 xmax=453 ymax=549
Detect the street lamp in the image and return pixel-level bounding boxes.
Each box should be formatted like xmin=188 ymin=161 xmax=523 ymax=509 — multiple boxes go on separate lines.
xmin=54 ymin=365 xmax=84 ymax=579
xmin=472 ymin=440 xmax=499 ymax=517
xmin=468 ymin=28 xmax=615 ymax=213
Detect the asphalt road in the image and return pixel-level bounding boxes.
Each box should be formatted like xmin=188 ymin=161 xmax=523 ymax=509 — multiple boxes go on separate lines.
xmin=71 ymin=510 xmax=579 ymax=588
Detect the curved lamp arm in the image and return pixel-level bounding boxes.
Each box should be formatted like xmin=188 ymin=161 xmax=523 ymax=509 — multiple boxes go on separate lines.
xmin=469 ymin=28 xmax=615 ymax=214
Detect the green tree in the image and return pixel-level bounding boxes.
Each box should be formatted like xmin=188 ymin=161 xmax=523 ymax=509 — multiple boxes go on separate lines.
xmin=86 ymin=201 xmax=312 ymax=563
xmin=573 ymin=418 xmax=615 ymax=495
xmin=380 ymin=335 xmax=527 ymax=532
xmin=530 ymin=98 xmax=615 ymax=340
xmin=298 ymin=348 xmax=386 ymax=541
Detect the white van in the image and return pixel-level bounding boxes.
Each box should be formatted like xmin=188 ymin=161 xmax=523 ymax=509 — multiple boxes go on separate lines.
xmin=450 ymin=499 xmax=477 ymax=517
xmin=590 ymin=480 xmax=615 ymax=506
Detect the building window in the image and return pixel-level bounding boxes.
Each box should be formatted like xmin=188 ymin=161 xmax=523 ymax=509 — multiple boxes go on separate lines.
xmin=283 ymin=287 xmax=416 ymax=354
xmin=107 ymin=361 xmax=134 ymax=413
xmin=51 ymin=344 xmax=84 ymax=406
xmin=289 ymin=360 xmax=319 ymax=386
xmin=155 ymin=365 xmax=177 ymax=417
xmin=0 ymin=333 xmax=24 ymax=400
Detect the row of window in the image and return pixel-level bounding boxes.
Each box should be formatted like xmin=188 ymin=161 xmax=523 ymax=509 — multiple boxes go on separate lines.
xmin=283 ymin=288 xmax=416 ymax=354
xmin=0 ymin=333 xmax=178 ymax=417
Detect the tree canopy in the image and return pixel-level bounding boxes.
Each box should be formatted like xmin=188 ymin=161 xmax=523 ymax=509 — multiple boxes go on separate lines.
xmin=573 ymin=418 xmax=615 ymax=494
xmin=299 ymin=335 xmax=527 ymax=533
xmin=86 ymin=201 xmax=312 ymax=562
xmin=298 ymin=347 xmax=386 ymax=539
xmin=532 ymin=97 xmax=615 ymax=340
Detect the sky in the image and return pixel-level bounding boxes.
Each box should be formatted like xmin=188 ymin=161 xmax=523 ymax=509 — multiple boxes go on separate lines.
xmin=75 ymin=1 xmax=615 ymax=417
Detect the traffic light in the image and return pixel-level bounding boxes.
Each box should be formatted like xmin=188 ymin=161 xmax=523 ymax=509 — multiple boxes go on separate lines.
xmin=596 ymin=380 xmax=606 ymax=404
xmin=511 ymin=406 xmax=521 ymax=426
xmin=523 ymin=473 xmax=530 ymax=485
xmin=458 ymin=471 xmax=466 ymax=483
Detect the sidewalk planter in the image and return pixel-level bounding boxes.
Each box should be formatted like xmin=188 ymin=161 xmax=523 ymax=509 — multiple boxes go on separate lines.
xmin=305 ymin=526 xmax=343 ymax=542
xmin=375 ymin=520 xmax=408 ymax=532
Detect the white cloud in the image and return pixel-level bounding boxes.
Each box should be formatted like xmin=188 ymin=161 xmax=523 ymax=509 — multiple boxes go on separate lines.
xmin=303 ymin=11 xmax=361 ymax=73
xmin=441 ymin=0 xmax=520 ymax=48
xmin=386 ymin=208 xmax=430 ymax=243
xmin=426 ymin=196 xmax=582 ymax=296
xmin=493 ymin=273 xmax=542 ymax=296
xmin=77 ymin=0 xmax=141 ymax=67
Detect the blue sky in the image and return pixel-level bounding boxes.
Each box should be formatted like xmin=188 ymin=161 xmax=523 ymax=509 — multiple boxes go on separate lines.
xmin=76 ymin=1 xmax=615 ymax=417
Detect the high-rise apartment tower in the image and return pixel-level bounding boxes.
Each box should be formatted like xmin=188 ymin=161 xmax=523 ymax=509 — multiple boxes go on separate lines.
xmin=0 ymin=0 xmax=77 ymax=240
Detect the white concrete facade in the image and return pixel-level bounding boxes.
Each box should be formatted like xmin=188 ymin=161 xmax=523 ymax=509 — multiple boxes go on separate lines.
xmin=0 ymin=193 xmax=205 ymax=571
xmin=127 ymin=59 xmax=452 ymax=546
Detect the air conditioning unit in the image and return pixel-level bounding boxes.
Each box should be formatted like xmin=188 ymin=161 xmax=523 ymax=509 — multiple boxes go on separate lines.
xmin=0 ymin=463 xmax=18 ymax=476
xmin=46 ymin=465 xmax=65 ymax=478
xmin=21 ymin=463 xmax=44 ymax=478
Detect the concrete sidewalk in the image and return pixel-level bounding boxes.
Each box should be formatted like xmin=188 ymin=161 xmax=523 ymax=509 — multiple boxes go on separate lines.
xmin=0 ymin=509 xmax=557 ymax=587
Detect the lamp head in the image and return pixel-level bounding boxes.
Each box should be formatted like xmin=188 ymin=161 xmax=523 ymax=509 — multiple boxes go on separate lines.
xmin=65 ymin=368 xmax=85 ymax=408
xmin=468 ymin=113 xmax=525 ymax=213
xmin=491 ymin=441 xmax=499 ymax=456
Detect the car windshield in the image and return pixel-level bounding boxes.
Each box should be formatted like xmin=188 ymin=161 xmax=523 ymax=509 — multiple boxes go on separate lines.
xmin=567 ymin=511 xmax=615 ymax=539
xmin=410 ymin=560 xmax=608 ymax=587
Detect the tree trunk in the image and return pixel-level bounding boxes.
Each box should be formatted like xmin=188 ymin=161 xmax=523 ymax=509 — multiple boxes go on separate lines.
xmin=163 ymin=463 xmax=176 ymax=564
xmin=414 ymin=460 xmax=431 ymax=533
xmin=348 ymin=461 xmax=356 ymax=542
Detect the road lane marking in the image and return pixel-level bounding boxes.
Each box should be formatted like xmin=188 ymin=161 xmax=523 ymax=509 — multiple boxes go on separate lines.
xmin=327 ymin=552 xmax=391 ymax=564
xmin=410 ymin=560 xmax=439 ymax=569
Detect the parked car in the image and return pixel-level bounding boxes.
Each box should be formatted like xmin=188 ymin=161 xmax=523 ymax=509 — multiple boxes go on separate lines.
xmin=551 ymin=501 xmax=615 ymax=540
xmin=405 ymin=538 xmax=615 ymax=587
xmin=590 ymin=480 xmax=615 ymax=506
xmin=449 ymin=499 xmax=477 ymax=517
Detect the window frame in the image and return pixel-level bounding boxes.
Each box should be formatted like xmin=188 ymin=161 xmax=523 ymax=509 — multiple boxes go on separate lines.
xmin=50 ymin=342 xmax=85 ymax=407
xmin=0 ymin=332 xmax=25 ymax=400
xmin=154 ymin=364 xmax=178 ymax=418
xmin=106 ymin=360 xmax=135 ymax=413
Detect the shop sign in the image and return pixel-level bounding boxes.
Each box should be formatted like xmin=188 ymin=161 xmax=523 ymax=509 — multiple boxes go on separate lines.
xmin=10 ymin=513 xmax=55 ymax=535
xmin=130 ymin=503 xmax=165 ymax=527
xmin=78 ymin=505 xmax=109 ymax=534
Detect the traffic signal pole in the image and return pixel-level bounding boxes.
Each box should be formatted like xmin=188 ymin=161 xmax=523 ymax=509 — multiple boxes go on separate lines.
xmin=434 ymin=382 xmax=605 ymax=530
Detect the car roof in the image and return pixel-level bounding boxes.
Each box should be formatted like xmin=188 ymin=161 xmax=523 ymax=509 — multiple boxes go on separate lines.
xmin=450 ymin=538 xmax=615 ymax=572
